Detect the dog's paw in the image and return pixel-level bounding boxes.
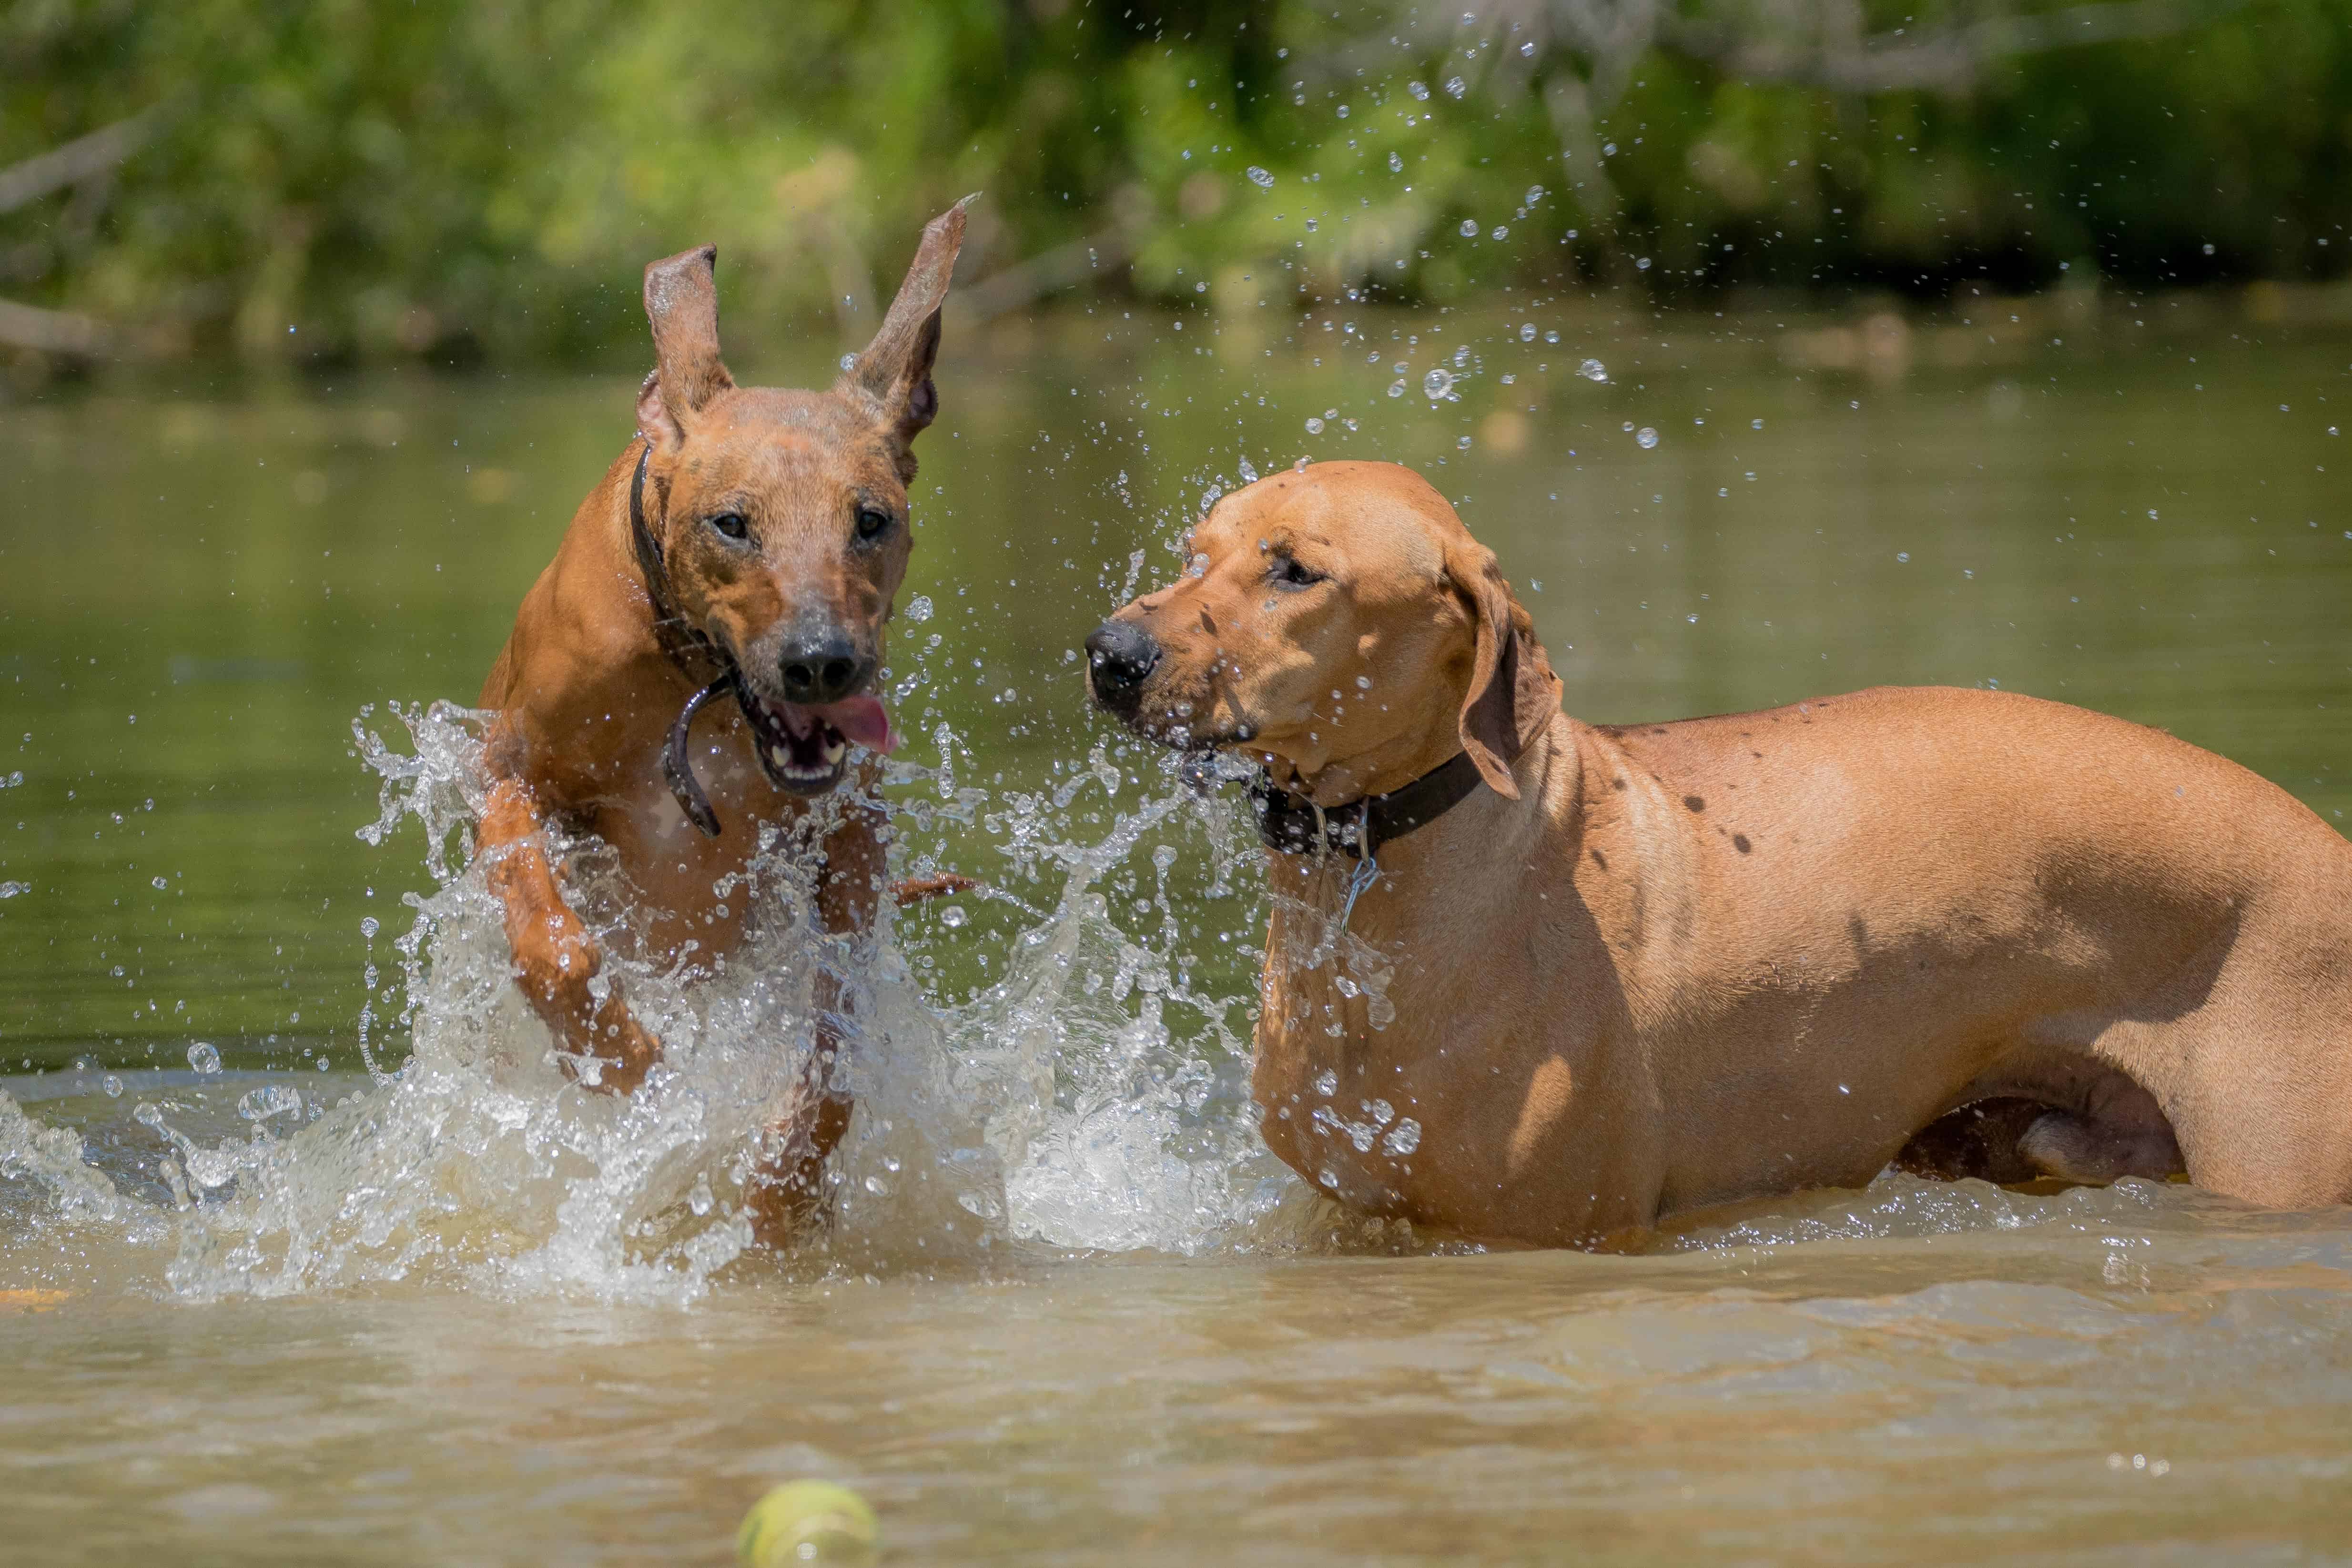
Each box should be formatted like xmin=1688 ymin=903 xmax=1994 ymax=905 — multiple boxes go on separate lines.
xmin=891 ymin=872 xmax=980 ymax=907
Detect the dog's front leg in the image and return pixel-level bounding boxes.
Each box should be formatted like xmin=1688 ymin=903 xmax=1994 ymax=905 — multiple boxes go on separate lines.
xmin=479 ymin=776 xmax=662 ymax=1094
xmin=742 ymin=802 xmax=885 ymax=1247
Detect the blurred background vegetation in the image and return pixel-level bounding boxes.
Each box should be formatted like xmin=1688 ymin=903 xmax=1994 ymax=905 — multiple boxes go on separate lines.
xmin=4 ymin=0 xmax=2349 ymax=371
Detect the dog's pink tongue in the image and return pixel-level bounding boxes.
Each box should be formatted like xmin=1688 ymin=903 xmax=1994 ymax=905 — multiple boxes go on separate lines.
xmin=817 ymin=695 xmax=896 ymax=754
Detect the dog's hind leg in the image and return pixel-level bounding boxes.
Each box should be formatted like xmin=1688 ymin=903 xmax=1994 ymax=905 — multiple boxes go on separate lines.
xmin=2016 ymin=1069 xmax=2185 ymax=1185
xmin=743 ymin=802 xmax=887 ymax=1247
xmin=1894 ymin=1098 xmax=2053 ymax=1184
xmin=480 ymin=776 xmax=662 ymax=1094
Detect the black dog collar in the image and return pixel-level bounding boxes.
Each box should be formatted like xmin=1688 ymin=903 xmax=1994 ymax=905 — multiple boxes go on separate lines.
xmin=1248 ymin=749 xmax=1488 ymax=861
xmin=630 ymin=440 xmax=740 ymax=839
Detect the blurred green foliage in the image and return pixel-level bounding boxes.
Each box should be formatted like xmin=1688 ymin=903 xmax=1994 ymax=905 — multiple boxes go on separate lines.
xmin=4 ymin=0 xmax=2350 ymax=365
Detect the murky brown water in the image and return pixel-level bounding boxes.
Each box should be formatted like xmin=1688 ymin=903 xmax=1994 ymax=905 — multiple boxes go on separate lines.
xmin=5 ymin=297 xmax=2352 ymax=1562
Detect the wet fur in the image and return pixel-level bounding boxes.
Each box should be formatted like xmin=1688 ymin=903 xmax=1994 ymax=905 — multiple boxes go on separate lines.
xmin=1094 ymin=460 xmax=2352 ymax=1245
xmin=474 ymin=204 xmax=969 ymax=1246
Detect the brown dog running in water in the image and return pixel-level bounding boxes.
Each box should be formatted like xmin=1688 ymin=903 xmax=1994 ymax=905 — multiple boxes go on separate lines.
xmin=1086 ymin=459 xmax=2352 ymax=1246
xmin=475 ymin=204 xmax=969 ymax=1245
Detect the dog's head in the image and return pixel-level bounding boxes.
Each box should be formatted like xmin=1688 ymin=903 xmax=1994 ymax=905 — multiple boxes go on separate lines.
xmin=1085 ymin=460 xmax=1559 ymax=803
xmin=632 ymin=201 xmax=968 ymax=794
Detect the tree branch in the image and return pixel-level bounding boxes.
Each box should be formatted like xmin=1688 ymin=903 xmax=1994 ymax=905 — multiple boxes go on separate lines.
xmin=0 ymin=111 xmax=157 ymax=218
xmin=0 ymin=296 xmax=114 ymax=355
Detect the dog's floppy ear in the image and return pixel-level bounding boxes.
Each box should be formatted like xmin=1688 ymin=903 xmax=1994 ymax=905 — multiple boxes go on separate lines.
xmin=841 ymin=196 xmax=973 ymax=453
xmin=1445 ymin=534 xmax=1562 ymax=800
xmin=637 ymin=244 xmax=734 ymax=450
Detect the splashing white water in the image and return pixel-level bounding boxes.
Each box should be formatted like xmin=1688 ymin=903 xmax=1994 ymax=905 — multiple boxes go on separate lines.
xmin=1 ymin=696 xmax=1318 ymax=1305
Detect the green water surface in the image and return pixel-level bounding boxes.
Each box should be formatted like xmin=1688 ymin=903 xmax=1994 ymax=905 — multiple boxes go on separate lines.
xmin=3 ymin=299 xmax=2349 ymax=1070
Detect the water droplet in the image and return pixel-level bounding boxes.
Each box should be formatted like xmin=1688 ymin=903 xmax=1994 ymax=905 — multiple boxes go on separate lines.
xmin=838 ymin=353 xmax=857 ymax=371
xmin=102 ymin=1074 xmax=122 ymax=1097
xmin=1238 ymin=456 xmax=1258 ymax=482
xmin=1422 ymin=368 xmax=1456 ymax=400
xmin=1491 ymin=225 xmax=1508 ymax=240
xmin=1381 ymin=1119 xmax=1422 ymax=1156
xmin=187 ymin=1042 xmax=221 ymax=1074
xmin=1369 ymin=1099 xmax=1394 ymax=1125
xmin=1314 ymin=1068 xmax=1338 ymax=1096
xmin=940 ymin=905 xmax=968 ymax=928
xmin=1245 ymin=166 xmax=1275 ymax=189
xmin=1408 ymin=81 xmax=1429 ymax=101
xmin=1579 ymin=358 xmax=1607 ymax=382
xmin=1304 ymin=416 xmax=1325 ymax=434
xmin=1519 ymin=324 xmax=1537 ymax=342
xmin=237 ymin=1083 xmax=302 ymax=1121
xmin=1457 ymin=435 xmax=1473 ymax=450
xmin=1387 ymin=380 xmax=1406 ymax=398
xmin=1459 ymin=219 xmax=1479 ymax=238
xmin=1304 ymin=217 xmax=1318 ymax=232
xmin=151 ymin=876 xmax=168 ymax=891
xmin=1752 ymin=417 xmax=1765 ymax=430
xmin=1445 ymin=75 xmax=1467 ymax=98
xmin=1636 ymin=427 xmax=1660 ymax=449
xmin=0 ymin=881 xmax=27 ymax=900
xmin=359 ymin=916 xmax=380 ymax=939
xmin=1388 ymin=151 xmax=1404 ymax=172
xmin=1896 ymin=551 xmax=1910 ymax=563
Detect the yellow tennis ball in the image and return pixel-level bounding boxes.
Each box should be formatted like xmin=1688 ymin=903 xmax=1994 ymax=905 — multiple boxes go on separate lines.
xmin=737 ymin=1480 xmax=880 ymax=1567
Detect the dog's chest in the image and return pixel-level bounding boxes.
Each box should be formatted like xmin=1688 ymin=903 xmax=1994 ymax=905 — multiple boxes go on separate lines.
xmin=593 ymin=739 xmax=804 ymax=956
xmin=1252 ymin=908 xmax=1441 ymax=1218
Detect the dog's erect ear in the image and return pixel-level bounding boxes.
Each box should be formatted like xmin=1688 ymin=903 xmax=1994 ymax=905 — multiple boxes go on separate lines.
xmin=1446 ymin=534 xmax=1562 ymax=800
xmin=841 ymin=197 xmax=973 ymax=450
xmin=638 ymin=244 xmax=734 ymax=450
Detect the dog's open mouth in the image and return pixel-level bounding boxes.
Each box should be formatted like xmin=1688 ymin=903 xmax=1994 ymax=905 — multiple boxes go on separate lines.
xmin=742 ymin=691 xmax=896 ymax=795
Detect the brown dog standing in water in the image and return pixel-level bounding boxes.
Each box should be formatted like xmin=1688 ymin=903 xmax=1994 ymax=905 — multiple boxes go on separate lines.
xmin=1086 ymin=459 xmax=2352 ymax=1246
xmin=476 ymin=203 xmax=968 ymax=1245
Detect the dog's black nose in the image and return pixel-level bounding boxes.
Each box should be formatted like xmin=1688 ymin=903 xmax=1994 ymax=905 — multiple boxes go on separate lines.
xmin=1085 ymin=619 xmax=1159 ymax=712
xmin=778 ymin=632 xmax=866 ymax=705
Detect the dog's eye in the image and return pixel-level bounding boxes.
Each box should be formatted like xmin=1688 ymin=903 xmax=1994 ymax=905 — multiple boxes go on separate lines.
xmin=706 ymin=512 xmax=749 ymax=542
xmin=854 ymin=505 xmax=893 ymax=542
xmin=1269 ymin=554 xmax=1325 ymax=589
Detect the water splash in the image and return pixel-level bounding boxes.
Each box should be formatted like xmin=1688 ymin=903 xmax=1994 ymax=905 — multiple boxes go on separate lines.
xmin=4 ymin=690 xmax=1317 ymax=1303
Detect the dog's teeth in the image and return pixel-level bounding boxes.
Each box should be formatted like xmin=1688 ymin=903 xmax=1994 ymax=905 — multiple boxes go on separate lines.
xmin=821 ymin=738 xmax=845 ymax=765
xmin=769 ymin=745 xmax=790 ymax=768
